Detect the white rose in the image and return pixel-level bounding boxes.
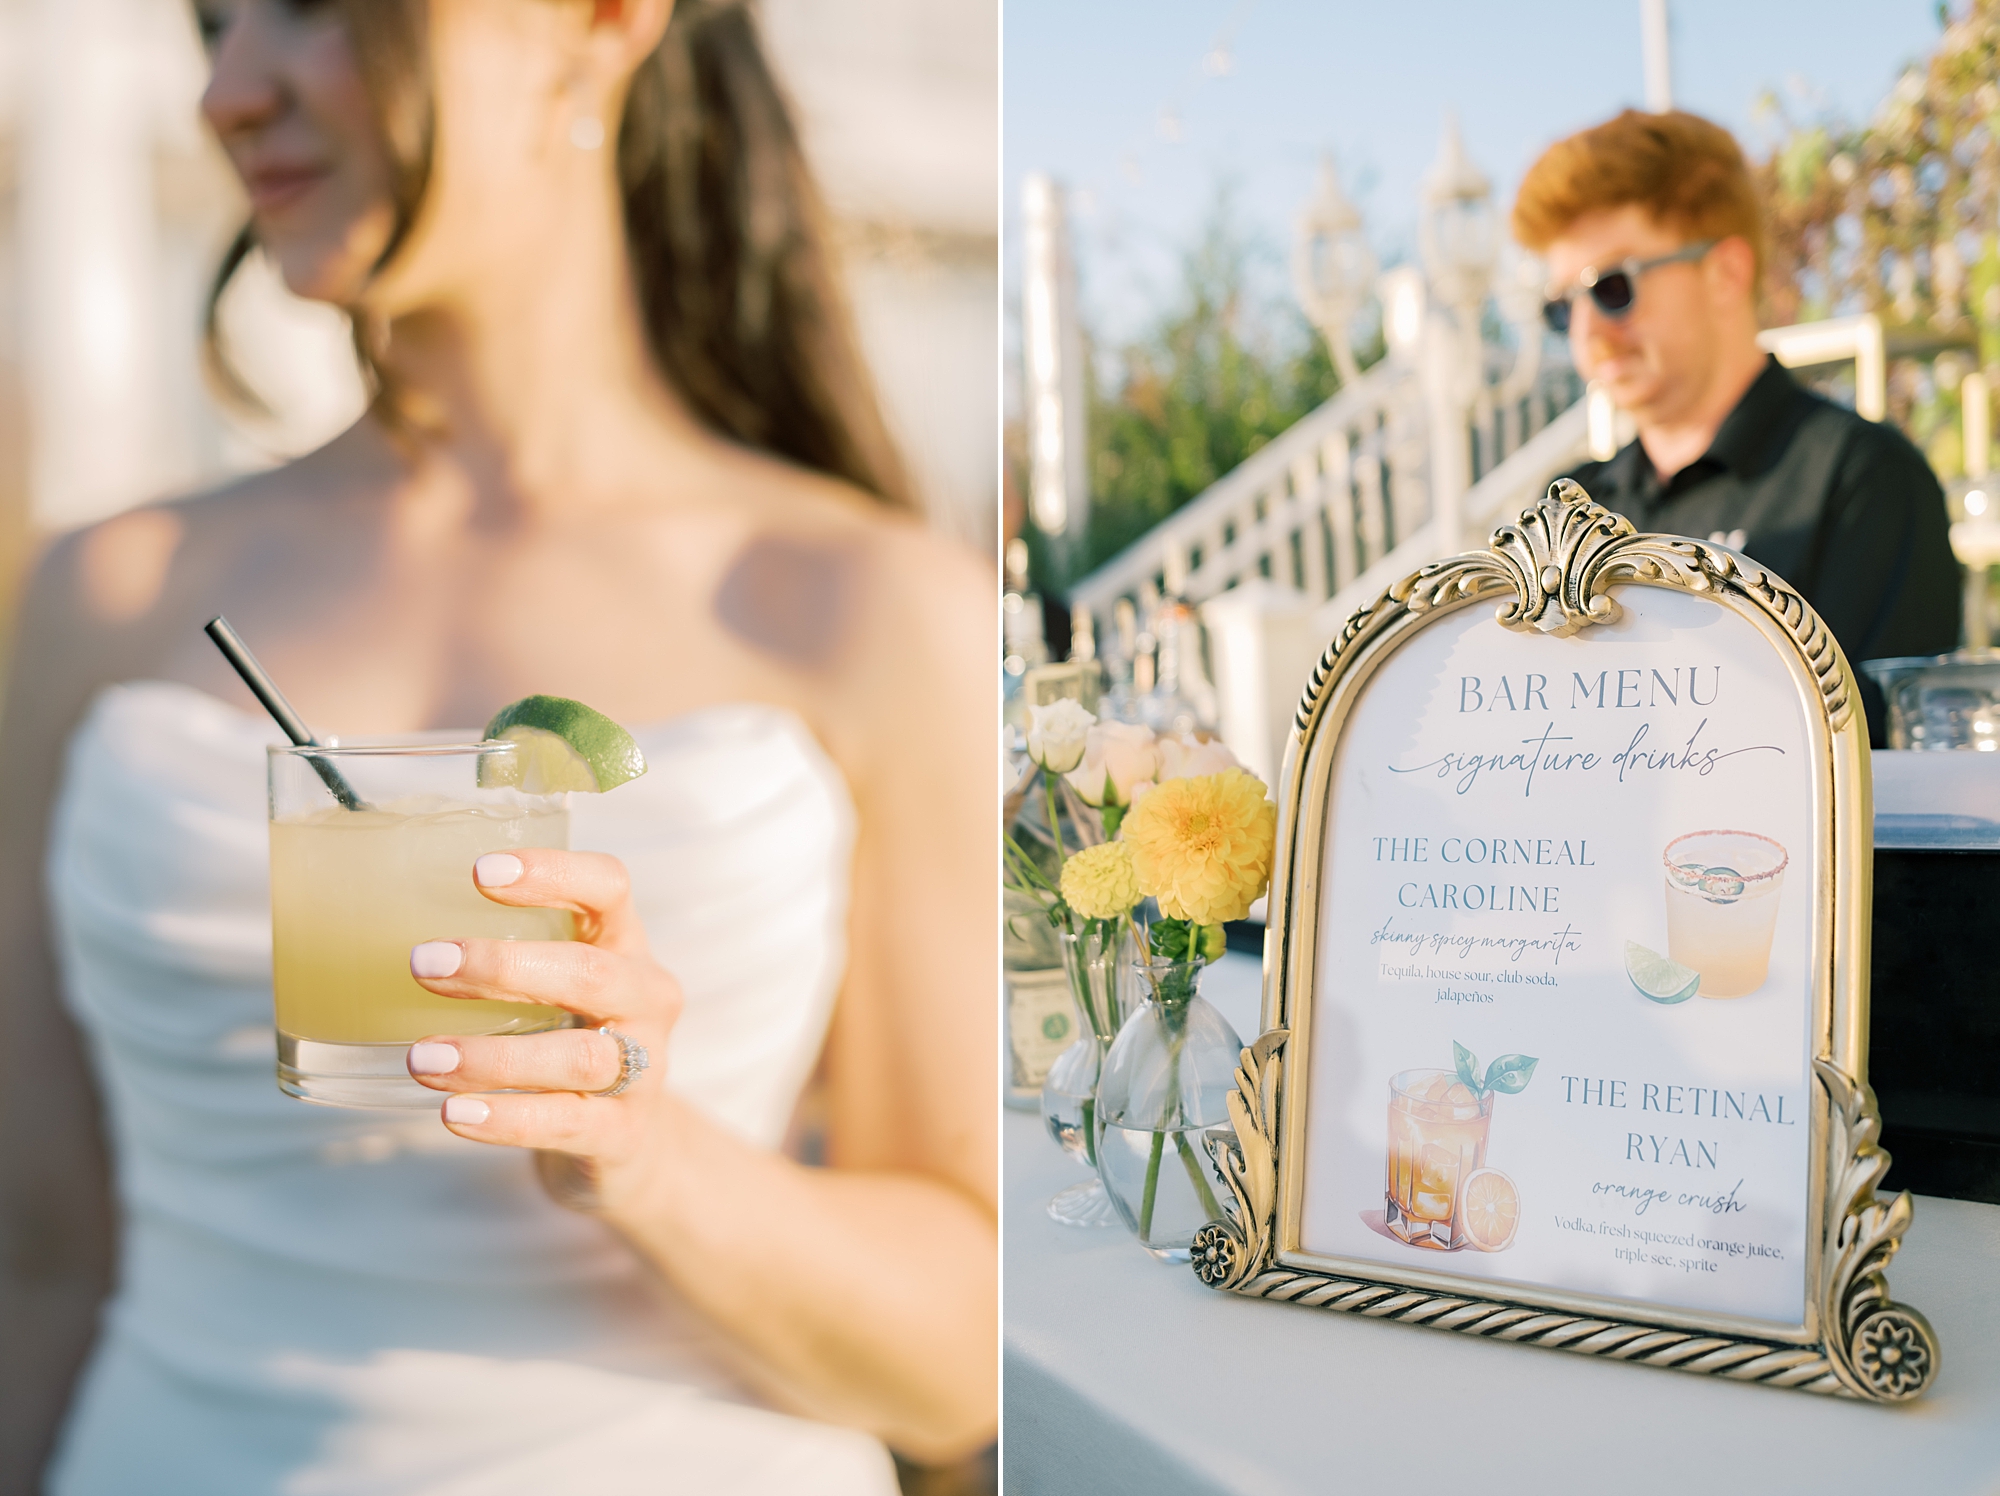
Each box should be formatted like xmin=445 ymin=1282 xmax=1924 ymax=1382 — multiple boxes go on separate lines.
xmin=1064 ymin=721 xmax=1159 ymax=807
xmin=1155 ymin=732 xmax=1244 ymax=783
xmin=1026 ymin=699 xmax=1095 ymax=774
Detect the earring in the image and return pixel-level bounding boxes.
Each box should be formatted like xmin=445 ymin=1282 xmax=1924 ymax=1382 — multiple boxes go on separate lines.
xmin=566 ymin=73 xmax=604 ymax=151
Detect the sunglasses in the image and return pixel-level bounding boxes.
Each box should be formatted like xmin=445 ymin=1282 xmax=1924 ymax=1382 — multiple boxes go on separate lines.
xmin=1541 ymin=240 xmax=1717 ymax=334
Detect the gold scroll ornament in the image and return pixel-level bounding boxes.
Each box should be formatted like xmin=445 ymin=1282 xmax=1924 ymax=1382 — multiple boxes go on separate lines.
xmin=1190 ymin=480 xmax=1938 ymax=1403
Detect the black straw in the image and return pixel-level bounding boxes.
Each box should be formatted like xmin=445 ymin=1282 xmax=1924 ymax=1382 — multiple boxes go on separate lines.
xmin=204 ymin=617 xmax=368 ymax=811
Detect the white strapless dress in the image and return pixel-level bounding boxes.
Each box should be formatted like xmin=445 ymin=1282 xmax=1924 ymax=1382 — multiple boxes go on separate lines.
xmin=42 ymin=681 xmax=897 ymax=1495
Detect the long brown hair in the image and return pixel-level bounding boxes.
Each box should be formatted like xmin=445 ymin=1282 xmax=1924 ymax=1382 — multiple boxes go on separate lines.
xmin=206 ymin=0 xmax=914 ymax=509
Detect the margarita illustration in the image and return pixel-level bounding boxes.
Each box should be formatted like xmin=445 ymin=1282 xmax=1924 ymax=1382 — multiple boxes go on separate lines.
xmin=1383 ymin=1042 xmax=1537 ymax=1252
xmin=1626 ymin=830 xmax=1788 ymax=1002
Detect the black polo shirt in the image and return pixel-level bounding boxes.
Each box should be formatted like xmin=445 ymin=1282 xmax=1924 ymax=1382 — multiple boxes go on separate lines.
xmin=1563 ymin=356 xmax=1961 ymax=744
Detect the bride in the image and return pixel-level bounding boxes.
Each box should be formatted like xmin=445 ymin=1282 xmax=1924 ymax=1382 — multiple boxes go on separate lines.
xmin=0 ymin=0 xmax=995 ymax=1491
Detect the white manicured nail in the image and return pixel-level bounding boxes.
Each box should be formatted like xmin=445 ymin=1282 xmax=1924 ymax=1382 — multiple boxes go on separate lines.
xmin=408 ymin=1042 xmax=460 ymax=1075
xmin=410 ymin=941 xmax=464 ymax=979
xmin=474 ymin=854 xmax=523 ymax=887
xmin=443 ymin=1095 xmax=490 ymax=1125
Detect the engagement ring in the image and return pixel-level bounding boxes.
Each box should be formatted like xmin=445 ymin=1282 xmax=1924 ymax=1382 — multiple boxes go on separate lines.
xmin=594 ymin=1026 xmax=650 ymax=1096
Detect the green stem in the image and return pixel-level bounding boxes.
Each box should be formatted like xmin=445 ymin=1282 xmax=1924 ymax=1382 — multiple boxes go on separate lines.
xmin=1055 ymin=774 xmax=1105 ymax=849
xmin=1074 ymin=921 xmax=1104 ymax=1039
xmin=1174 ymin=1129 xmax=1224 ymax=1223
xmin=1002 ymin=831 xmax=1061 ymax=895
xmin=1137 ymin=943 xmax=1169 ymax=1007
xmin=1137 ymin=970 xmax=1217 ymax=1239
xmin=1138 ymin=1127 xmax=1166 ymax=1238
xmin=1082 ymin=1096 xmax=1097 ymax=1168
xmin=1043 ymin=771 xmax=1067 ymax=864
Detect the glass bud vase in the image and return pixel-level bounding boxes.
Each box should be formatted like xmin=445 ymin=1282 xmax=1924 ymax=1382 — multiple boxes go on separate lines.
xmin=1094 ymin=956 xmax=1244 ymax=1260
xmin=1039 ymin=921 xmax=1133 ymax=1226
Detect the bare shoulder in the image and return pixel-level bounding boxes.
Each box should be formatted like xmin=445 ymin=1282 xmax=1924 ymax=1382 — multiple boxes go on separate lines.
xmin=8 ymin=437 xmax=365 ymax=730
xmin=0 ymin=473 xmax=265 ymax=844
xmin=848 ymin=515 xmax=994 ymax=674
xmin=27 ymin=472 xmax=277 ymax=645
xmin=763 ymin=471 xmax=988 ymax=632
xmin=704 ymin=449 xmax=993 ymax=683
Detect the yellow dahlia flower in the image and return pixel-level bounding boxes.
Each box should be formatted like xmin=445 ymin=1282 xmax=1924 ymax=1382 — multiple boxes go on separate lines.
xmin=1123 ymin=768 xmax=1276 ymax=925
xmin=1060 ymin=840 xmax=1142 ymax=920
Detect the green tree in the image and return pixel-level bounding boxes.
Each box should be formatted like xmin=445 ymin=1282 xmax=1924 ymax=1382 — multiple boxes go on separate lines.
xmin=1755 ymin=1 xmax=1999 ymax=464
xmin=1027 ymin=195 xmax=1371 ymax=593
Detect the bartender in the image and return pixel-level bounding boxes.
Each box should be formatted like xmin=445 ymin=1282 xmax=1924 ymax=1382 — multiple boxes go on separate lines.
xmin=1512 ymin=108 xmax=1960 ymax=744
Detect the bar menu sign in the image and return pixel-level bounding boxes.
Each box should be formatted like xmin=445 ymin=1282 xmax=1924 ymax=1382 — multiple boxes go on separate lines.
xmin=1191 ymin=483 xmax=1937 ymax=1403
xmin=1299 ymin=585 xmax=1812 ymax=1325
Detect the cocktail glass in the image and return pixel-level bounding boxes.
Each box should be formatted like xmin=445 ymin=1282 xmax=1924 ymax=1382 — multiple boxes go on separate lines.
xmin=1384 ymin=1068 xmax=1493 ymax=1250
xmin=1662 ymin=830 xmax=1788 ymax=998
xmin=268 ymin=736 xmax=575 ymax=1108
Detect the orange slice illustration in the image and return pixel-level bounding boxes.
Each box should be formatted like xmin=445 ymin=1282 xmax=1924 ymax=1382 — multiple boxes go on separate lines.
xmin=1458 ymin=1168 xmax=1520 ymax=1251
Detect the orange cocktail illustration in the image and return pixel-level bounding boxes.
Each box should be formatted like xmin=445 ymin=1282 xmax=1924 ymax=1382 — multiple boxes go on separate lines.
xmin=1663 ymin=830 xmax=1788 ymax=998
xmin=1385 ymin=1068 xmax=1496 ymax=1250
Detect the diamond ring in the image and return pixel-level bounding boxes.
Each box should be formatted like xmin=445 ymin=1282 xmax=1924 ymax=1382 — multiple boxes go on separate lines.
xmin=594 ymin=1025 xmax=650 ymax=1097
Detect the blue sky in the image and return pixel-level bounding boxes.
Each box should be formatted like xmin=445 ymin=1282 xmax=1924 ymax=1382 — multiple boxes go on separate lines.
xmin=1005 ymin=0 xmax=1945 ymax=351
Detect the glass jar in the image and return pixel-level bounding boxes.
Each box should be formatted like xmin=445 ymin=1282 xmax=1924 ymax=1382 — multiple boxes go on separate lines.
xmin=1093 ymin=956 xmax=1243 ymax=1259
xmin=1860 ymin=651 xmax=2000 ymax=750
xmin=1038 ymin=921 xmax=1135 ymax=1225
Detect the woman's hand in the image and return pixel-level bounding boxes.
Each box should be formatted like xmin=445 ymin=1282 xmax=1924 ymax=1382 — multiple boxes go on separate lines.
xmin=403 ymin=848 xmax=680 ymax=1214
xmin=401 ymin=836 xmax=991 ymax=1458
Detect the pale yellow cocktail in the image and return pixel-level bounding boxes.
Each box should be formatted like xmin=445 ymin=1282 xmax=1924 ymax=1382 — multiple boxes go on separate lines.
xmin=270 ymin=802 xmax=571 ymax=1044
xmin=267 ymin=737 xmax=574 ymax=1107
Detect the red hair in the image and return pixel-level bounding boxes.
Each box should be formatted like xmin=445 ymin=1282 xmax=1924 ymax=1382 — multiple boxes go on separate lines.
xmin=1512 ymin=109 xmax=1764 ymax=275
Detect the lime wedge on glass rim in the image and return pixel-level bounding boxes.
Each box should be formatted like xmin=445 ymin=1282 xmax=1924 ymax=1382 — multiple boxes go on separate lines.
xmin=1625 ymin=940 xmax=1700 ymax=1004
xmin=478 ymin=696 xmax=647 ymax=793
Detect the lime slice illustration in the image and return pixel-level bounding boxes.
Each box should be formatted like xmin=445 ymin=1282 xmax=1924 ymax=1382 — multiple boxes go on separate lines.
xmin=479 ymin=696 xmax=648 ymax=793
xmin=1458 ymin=1168 xmax=1520 ymax=1251
xmin=1625 ymin=940 xmax=1700 ymax=1004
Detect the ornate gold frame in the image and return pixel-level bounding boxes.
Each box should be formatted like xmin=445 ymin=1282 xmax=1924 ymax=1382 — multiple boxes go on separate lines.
xmin=1189 ymin=481 xmax=1938 ymax=1403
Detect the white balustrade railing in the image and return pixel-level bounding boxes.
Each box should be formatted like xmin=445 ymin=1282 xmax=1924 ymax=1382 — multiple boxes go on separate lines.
xmin=1316 ymin=392 xmax=1596 ymax=632
xmin=1068 ymin=353 xmax=1582 ymax=638
xmin=1068 ymin=350 xmax=1584 ymax=783
xmin=1194 ymin=396 xmax=1593 ymax=785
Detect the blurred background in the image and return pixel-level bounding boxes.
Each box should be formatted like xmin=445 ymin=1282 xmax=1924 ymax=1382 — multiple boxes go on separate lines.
xmin=1003 ymin=0 xmax=2000 ymax=786
xmin=0 ymin=0 xmax=997 ymax=636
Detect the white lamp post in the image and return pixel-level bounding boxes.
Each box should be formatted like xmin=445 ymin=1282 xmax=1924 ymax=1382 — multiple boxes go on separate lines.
xmin=1416 ymin=114 xmax=1499 ymax=552
xmin=1418 ymin=113 xmax=1497 ymax=331
xmin=1291 ymin=154 xmax=1376 ymax=388
xmin=1378 ymin=266 xmax=1427 ymax=362
xmin=1492 ymin=246 xmax=1548 ymax=387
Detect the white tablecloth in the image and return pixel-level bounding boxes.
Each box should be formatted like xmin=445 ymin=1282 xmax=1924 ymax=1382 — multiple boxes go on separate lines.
xmin=1005 ymin=955 xmax=2000 ymax=1496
